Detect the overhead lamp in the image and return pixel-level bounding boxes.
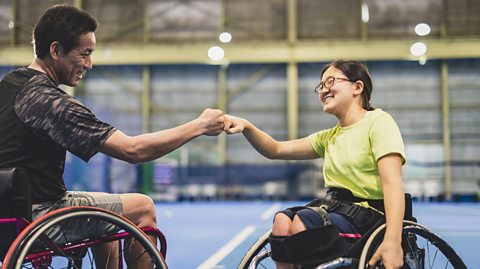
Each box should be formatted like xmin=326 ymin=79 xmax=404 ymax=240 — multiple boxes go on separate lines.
xmin=219 ymin=32 xmax=232 ymax=43
xmin=208 ymin=46 xmax=225 ymax=61
xmin=410 ymin=42 xmax=427 ymax=57
xmin=361 ymin=3 xmax=369 ymax=23
xmin=415 ymin=23 xmax=431 ymax=36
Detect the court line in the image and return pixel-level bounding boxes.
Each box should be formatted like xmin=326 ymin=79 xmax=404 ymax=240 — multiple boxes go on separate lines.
xmin=261 ymin=202 xmax=282 ymax=220
xmin=439 ymin=231 xmax=480 ymax=237
xmin=196 ymin=225 xmax=256 ymax=269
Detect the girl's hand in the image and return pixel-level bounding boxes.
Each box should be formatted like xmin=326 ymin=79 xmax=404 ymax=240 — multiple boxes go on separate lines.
xmin=223 ymin=114 xmax=247 ymax=134
xmin=368 ymin=239 xmax=403 ymax=269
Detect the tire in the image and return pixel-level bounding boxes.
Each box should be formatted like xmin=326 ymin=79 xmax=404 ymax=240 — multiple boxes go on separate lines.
xmin=358 ymin=220 xmax=467 ymax=269
xmin=3 ymin=206 xmax=167 ymax=269
xmin=240 ymin=221 xmax=467 ymax=269
xmin=237 ymin=229 xmax=272 ymax=269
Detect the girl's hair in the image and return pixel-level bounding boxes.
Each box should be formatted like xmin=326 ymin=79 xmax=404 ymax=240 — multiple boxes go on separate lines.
xmin=321 ymin=60 xmax=375 ymax=111
xmin=33 ymin=5 xmax=98 ymax=58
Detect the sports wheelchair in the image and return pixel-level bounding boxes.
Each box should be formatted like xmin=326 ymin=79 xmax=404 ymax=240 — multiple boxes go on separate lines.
xmin=238 ymin=193 xmax=467 ymax=269
xmin=0 ymin=167 xmax=168 ymax=269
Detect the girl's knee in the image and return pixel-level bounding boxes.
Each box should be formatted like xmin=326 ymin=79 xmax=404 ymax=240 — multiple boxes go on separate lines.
xmin=291 ymin=215 xmax=306 ymax=235
xmin=272 ymin=213 xmax=293 ymax=236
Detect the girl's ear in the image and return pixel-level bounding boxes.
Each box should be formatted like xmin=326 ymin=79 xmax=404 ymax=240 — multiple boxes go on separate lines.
xmin=353 ymin=80 xmax=364 ymax=96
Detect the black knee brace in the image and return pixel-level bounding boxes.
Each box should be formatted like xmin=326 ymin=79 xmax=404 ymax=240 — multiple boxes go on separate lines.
xmin=269 ymin=225 xmax=349 ymax=264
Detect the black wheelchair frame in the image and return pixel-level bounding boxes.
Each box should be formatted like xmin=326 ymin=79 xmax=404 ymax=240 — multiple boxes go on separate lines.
xmin=238 ymin=196 xmax=467 ymax=269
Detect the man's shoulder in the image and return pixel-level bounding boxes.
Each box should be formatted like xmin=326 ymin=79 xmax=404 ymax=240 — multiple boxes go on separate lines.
xmin=1 ymin=67 xmax=35 ymax=86
xmin=22 ymin=69 xmax=58 ymax=90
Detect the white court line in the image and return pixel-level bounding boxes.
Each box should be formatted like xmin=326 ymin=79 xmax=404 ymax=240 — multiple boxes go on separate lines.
xmin=440 ymin=231 xmax=480 ymax=237
xmin=196 ymin=225 xmax=256 ymax=269
xmin=261 ymin=202 xmax=282 ymax=220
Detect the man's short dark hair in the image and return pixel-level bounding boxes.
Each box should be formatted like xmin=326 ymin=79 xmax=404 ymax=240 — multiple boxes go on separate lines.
xmin=33 ymin=5 xmax=98 ymax=58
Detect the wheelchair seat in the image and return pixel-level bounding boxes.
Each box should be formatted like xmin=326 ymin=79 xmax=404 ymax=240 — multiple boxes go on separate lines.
xmin=0 ymin=167 xmax=32 ymax=220
xmin=0 ymin=167 xmax=32 ymax=260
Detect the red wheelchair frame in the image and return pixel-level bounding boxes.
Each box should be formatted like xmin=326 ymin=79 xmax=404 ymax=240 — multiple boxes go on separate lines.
xmin=0 ymin=168 xmax=168 ymax=269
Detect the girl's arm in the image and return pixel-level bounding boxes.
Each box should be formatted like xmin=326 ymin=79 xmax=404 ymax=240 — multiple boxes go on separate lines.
xmin=224 ymin=114 xmax=317 ymax=160
xmin=368 ymin=153 xmax=405 ymax=269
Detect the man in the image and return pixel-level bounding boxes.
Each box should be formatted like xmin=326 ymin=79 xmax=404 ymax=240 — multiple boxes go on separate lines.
xmin=0 ymin=4 xmax=224 ymax=267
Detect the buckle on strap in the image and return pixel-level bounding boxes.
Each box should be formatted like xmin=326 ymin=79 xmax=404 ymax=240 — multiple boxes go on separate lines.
xmin=322 ymin=200 xmax=340 ymax=212
xmin=345 ymin=204 xmax=363 ymax=219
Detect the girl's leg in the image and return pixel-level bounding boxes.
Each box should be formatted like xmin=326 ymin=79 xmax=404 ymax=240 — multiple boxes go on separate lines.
xmin=271 ymin=213 xmax=300 ymax=269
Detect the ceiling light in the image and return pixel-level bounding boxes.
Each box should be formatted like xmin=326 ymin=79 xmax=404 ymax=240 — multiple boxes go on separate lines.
xmin=208 ymin=46 xmax=225 ymax=61
xmin=361 ymin=3 xmax=369 ymax=23
xmin=415 ymin=23 xmax=431 ymax=36
xmin=410 ymin=42 xmax=427 ymax=56
xmin=219 ymin=32 xmax=232 ymax=43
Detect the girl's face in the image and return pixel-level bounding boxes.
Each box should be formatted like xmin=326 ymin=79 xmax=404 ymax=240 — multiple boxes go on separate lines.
xmin=317 ymin=66 xmax=357 ymax=115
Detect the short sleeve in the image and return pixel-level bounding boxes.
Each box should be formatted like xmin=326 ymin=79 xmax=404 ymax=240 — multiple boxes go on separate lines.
xmin=369 ymin=113 xmax=406 ymax=165
xmin=308 ymin=128 xmax=334 ymax=158
xmin=15 ymin=84 xmax=116 ymax=162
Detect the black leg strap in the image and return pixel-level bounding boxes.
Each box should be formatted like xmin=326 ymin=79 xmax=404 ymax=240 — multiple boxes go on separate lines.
xmin=269 ymin=225 xmax=349 ymax=264
xmin=321 ymin=200 xmax=382 ymax=232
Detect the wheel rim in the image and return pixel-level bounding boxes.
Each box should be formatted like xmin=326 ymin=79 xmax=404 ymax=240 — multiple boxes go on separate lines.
xmin=4 ymin=208 xmax=167 ymax=269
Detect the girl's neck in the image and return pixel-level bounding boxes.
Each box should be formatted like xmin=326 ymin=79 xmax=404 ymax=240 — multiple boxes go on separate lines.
xmin=337 ymin=106 xmax=367 ymax=127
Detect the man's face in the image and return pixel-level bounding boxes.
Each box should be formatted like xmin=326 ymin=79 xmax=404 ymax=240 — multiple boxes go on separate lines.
xmin=56 ymin=32 xmax=96 ymax=87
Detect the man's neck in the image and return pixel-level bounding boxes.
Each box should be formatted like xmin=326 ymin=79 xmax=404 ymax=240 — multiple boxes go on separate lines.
xmin=28 ymin=57 xmax=59 ymax=85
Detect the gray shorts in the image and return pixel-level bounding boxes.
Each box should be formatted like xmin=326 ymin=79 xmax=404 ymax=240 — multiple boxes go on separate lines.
xmin=32 ymin=191 xmax=123 ymax=244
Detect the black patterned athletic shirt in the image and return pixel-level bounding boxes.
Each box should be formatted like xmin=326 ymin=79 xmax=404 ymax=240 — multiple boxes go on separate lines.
xmin=0 ymin=68 xmax=116 ymax=203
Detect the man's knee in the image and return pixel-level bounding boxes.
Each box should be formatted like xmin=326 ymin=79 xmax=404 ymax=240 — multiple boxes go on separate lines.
xmin=121 ymin=193 xmax=157 ymax=228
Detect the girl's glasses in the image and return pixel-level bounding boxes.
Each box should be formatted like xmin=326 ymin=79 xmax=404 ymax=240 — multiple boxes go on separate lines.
xmin=314 ymin=77 xmax=353 ymax=94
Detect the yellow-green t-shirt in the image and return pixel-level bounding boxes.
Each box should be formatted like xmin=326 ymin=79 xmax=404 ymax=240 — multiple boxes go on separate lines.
xmin=308 ymin=109 xmax=406 ymax=200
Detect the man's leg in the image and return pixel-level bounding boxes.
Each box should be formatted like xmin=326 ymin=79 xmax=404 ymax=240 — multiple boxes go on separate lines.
xmin=119 ymin=193 xmax=157 ymax=268
xmin=85 ymin=192 xmax=157 ymax=268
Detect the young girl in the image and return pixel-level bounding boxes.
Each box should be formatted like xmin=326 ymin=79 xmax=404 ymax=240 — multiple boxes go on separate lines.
xmin=224 ymin=60 xmax=406 ymax=269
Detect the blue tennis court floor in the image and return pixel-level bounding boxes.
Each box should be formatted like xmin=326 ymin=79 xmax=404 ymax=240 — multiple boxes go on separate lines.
xmin=155 ymin=201 xmax=480 ymax=268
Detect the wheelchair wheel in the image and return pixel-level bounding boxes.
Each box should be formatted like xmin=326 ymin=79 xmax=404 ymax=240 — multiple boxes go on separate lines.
xmin=3 ymin=206 xmax=167 ymax=269
xmin=359 ymin=220 xmax=467 ymax=269
xmin=237 ymin=229 xmax=273 ymax=269
xmin=238 ymin=229 xmax=356 ymax=269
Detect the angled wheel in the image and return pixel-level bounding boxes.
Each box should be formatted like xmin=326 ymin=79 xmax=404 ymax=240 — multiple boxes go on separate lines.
xmin=359 ymin=220 xmax=467 ymax=269
xmin=237 ymin=229 xmax=273 ymax=269
xmin=3 ymin=206 xmax=167 ymax=269
xmin=238 ymin=229 xmax=355 ymax=269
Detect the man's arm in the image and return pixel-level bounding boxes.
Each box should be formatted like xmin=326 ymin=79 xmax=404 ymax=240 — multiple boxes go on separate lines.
xmin=98 ymin=108 xmax=224 ymax=163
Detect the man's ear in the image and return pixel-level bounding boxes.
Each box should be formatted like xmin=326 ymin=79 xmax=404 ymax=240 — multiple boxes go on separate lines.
xmin=49 ymin=41 xmax=62 ymax=60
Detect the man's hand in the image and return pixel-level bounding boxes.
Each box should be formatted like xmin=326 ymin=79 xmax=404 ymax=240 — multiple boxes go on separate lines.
xmin=197 ymin=108 xmax=225 ymax=136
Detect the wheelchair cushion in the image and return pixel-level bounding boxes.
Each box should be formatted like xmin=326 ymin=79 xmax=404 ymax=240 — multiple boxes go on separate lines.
xmin=269 ymin=224 xmax=350 ymax=265
xmin=0 ymin=167 xmax=32 ymax=261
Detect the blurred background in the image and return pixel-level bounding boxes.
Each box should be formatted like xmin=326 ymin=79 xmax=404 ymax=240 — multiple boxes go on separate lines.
xmin=1 ymin=0 xmax=479 ymax=203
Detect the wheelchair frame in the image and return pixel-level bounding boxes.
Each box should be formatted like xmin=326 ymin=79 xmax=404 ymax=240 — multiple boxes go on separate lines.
xmin=238 ymin=211 xmax=467 ymax=269
xmin=0 ymin=168 xmax=168 ymax=269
